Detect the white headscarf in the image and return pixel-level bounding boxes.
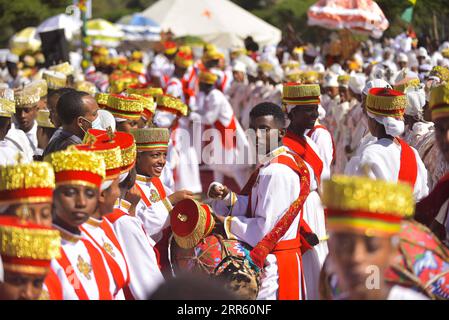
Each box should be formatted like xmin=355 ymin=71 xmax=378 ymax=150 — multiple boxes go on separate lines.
xmin=405 ymin=85 xmax=426 ymax=117
xmin=348 ymin=74 xmax=366 ymax=95
xmin=367 ymin=111 xmax=405 ymax=137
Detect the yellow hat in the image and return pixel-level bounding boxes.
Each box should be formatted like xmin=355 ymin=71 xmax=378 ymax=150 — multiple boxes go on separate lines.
xmin=429 ymin=66 xmax=449 ymax=82
xmin=130 ymin=127 xmax=170 ymax=152
xmin=258 ymin=61 xmax=274 ymax=73
xmin=442 ymin=48 xmax=449 ymax=59
xmin=75 ymin=81 xmax=97 ymax=96
xmin=300 ymin=71 xmax=320 ymax=84
xmin=282 ymin=83 xmax=321 ymax=106
xmin=0 ymin=95 xmax=15 ymax=118
xmin=0 ymin=162 xmax=55 ymax=205
xmin=393 ymin=78 xmax=421 ymax=93
xmin=285 ymin=69 xmax=302 ymax=83
xmin=156 ymin=94 xmax=188 ymax=116
xmin=49 ymin=62 xmax=74 ymax=76
xmin=202 ymin=49 xmax=222 ymax=62
xmin=131 ymin=50 xmax=143 ymax=60
xmin=105 ymin=94 xmax=145 ymax=121
xmin=175 ymin=51 xmax=193 ymax=69
xmin=365 ymin=88 xmax=407 ymax=118
xmin=198 ymin=71 xmax=218 ymax=85
xmin=126 ymin=84 xmax=163 ymax=97
xmin=28 ymin=79 xmax=47 ymax=98
xmin=129 ymin=94 xmax=156 ymax=120
xmin=14 ymin=87 xmax=40 ymax=108
xmin=128 ymin=62 xmax=145 ymax=75
xmin=337 ymin=75 xmax=350 ymax=88
xmin=95 ymin=93 xmax=110 ymax=107
xmin=429 ymin=83 xmax=449 ymax=121
xmin=322 ymin=175 xmax=414 ymax=237
xmin=42 ymin=70 xmax=67 ymax=90
xmin=36 ymin=110 xmax=55 ymax=128
xmin=282 ymin=60 xmax=300 ymax=70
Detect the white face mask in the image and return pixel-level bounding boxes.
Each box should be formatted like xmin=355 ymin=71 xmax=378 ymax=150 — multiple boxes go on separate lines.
xmin=91 ymin=115 xmax=102 ymax=129
xmin=153 ymin=110 xmax=176 ymax=128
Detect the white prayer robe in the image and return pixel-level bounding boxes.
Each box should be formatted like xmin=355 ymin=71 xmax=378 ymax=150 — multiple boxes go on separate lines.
xmin=81 ymin=218 xmax=129 ymax=300
xmin=0 ymin=140 xmax=24 ymax=165
xmin=12 ymin=120 xmax=39 ymax=156
xmin=107 ymin=199 xmax=165 ymax=299
xmin=51 ymin=226 xmax=117 ymax=300
xmin=4 ymin=126 xmax=34 ymax=162
xmin=346 ymin=138 xmax=429 ymax=201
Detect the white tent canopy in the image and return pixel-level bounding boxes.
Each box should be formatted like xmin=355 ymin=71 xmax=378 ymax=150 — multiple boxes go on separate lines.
xmin=140 ymin=0 xmax=281 ymax=49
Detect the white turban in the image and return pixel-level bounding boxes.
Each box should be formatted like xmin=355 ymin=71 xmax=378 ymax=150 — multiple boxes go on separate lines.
xmin=397 ymin=53 xmax=409 ymax=63
xmin=367 ymin=111 xmax=405 ymax=137
xmin=6 ymin=53 xmax=19 ymax=64
xmin=362 ymin=79 xmax=392 ymax=96
xmin=232 ymin=61 xmax=246 ymax=74
xmin=323 ymin=72 xmax=339 ymax=88
xmin=418 ymin=47 xmax=428 ymax=58
xmin=348 ymin=74 xmax=366 ymax=95
xmin=405 ymin=86 xmax=426 ymax=117
xmin=330 ymin=63 xmax=344 ymax=76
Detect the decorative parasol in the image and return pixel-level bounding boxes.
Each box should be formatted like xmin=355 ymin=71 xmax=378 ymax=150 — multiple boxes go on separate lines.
xmin=307 ymin=0 xmax=389 ymax=39
xmin=9 ymin=27 xmax=42 ymax=56
xmin=86 ymin=19 xmax=124 ymax=47
xmin=117 ymin=13 xmax=161 ymax=42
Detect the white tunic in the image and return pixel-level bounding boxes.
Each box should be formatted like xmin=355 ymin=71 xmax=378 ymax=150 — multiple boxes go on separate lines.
xmin=0 ymin=140 xmax=24 ymax=165
xmin=346 ymin=138 xmax=429 ymax=201
xmin=387 ymin=285 xmax=429 ymax=300
xmin=4 ymin=127 xmax=34 ymax=162
xmin=107 ymin=199 xmax=165 ymax=299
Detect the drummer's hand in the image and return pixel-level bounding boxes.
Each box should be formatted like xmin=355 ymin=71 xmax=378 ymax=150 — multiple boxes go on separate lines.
xmin=168 ymin=190 xmax=195 ymax=205
xmin=209 ymin=184 xmax=230 ymax=200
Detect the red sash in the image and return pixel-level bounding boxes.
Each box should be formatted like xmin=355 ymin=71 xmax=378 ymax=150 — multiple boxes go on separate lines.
xmin=283 ymin=130 xmax=323 ymax=186
xmin=57 ymin=239 xmax=113 ymax=300
xmin=307 ymin=125 xmax=336 ymax=165
xmin=397 ymin=138 xmax=418 ymax=187
xmin=249 ymin=153 xmax=311 ymax=300
xmin=44 ymin=268 xmax=63 ymax=300
xmin=214 ymin=116 xmax=237 ymax=150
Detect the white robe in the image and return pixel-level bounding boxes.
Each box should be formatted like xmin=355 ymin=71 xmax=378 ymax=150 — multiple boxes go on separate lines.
xmin=346 ymin=138 xmax=429 ymax=201
xmin=0 ymin=140 xmax=24 ymax=165
xmin=107 ymin=199 xmax=165 ymax=299
xmin=4 ymin=127 xmax=34 ymax=162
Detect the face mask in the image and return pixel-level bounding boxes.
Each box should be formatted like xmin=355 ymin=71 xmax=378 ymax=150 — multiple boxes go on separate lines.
xmin=153 ymin=110 xmax=176 ymax=128
xmin=91 ymin=115 xmax=102 ymax=129
xmin=78 ymin=117 xmax=92 ymax=134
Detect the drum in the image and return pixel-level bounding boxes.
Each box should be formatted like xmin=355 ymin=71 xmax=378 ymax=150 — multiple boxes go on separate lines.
xmin=168 ymin=233 xmax=260 ymax=300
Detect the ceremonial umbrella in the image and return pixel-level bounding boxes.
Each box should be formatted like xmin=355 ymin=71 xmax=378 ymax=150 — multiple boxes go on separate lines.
xmin=117 ymin=13 xmax=161 ymax=42
xmin=86 ymin=19 xmax=124 ymax=47
xmin=9 ymin=27 xmax=41 ymax=56
xmin=36 ymin=14 xmax=82 ymax=41
xmin=307 ymin=0 xmax=389 ymax=38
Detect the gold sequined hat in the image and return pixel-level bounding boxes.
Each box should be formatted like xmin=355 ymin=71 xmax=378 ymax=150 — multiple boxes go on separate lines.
xmin=129 ymin=93 xmax=156 ymax=121
xmin=45 ymin=148 xmax=106 ymax=188
xmin=130 ymin=127 xmax=170 ymax=152
xmin=75 ymin=81 xmax=97 ymax=96
xmin=282 ymin=82 xmax=321 ymax=108
xmin=42 ymin=70 xmax=67 ymax=90
xmin=365 ymin=88 xmax=407 ymax=118
xmin=429 ymin=66 xmax=449 ymax=82
xmin=14 ymin=86 xmax=40 ymax=108
xmin=156 ymin=94 xmax=188 ymax=116
xmin=322 ymin=175 xmax=414 ymax=237
xmin=95 ymin=92 xmax=110 ymax=108
xmin=0 ymin=162 xmax=55 ymax=205
xmin=429 ymin=82 xmax=449 ymax=121
xmin=0 ymin=216 xmax=61 ymax=275
xmin=0 ymin=91 xmax=15 ymax=118
xmin=36 ymin=109 xmax=55 ymax=128
xmin=198 ymin=71 xmax=218 ymax=86
xmin=105 ymin=94 xmax=145 ymax=121
xmin=49 ymin=62 xmax=74 ymax=77
xmin=175 ymin=51 xmax=193 ymax=69
xmin=126 ymin=83 xmax=163 ymax=97
xmin=28 ymin=79 xmax=48 ymax=98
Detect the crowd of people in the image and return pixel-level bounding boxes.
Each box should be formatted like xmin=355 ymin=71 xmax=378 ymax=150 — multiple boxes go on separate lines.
xmin=1 ymin=28 xmax=449 ymax=300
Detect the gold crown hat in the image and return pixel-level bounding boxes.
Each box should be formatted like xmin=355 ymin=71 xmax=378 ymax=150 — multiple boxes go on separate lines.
xmin=284 ymin=69 xmax=302 ymax=83
xmin=322 ymin=175 xmax=414 ymax=237
xmin=258 ymin=60 xmax=274 ymax=73
xmin=156 ymin=94 xmax=188 ymax=116
xmin=75 ymin=81 xmax=97 ymax=96
xmin=49 ymin=62 xmax=74 ymax=77
xmin=199 ymin=71 xmax=218 ymax=85
xmin=27 ymin=79 xmax=48 ymax=98
xmin=202 ymin=49 xmax=223 ymax=62
xmin=337 ymin=75 xmax=351 ymax=88
xmin=130 ymin=127 xmax=170 ymax=152
xmin=0 ymin=162 xmax=55 ymax=205
xmin=105 ymin=94 xmax=145 ymax=121
xmin=0 ymin=89 xmax=15 ymax=117
xmin=300 ymin=71 xmax=320 ymax=84
xmin=36 ymin=110 xmax=55 ymax=129
xmin=126 ymin=83 xmax=164 ymax=97
xmin=282 ymin=60 xmax=300 ymax=71
xmin=429 ymin=82 xmax=449 ymax=121
xmin=128 ymin=62 xmax=145 ymax=75
xmin=282 ymin=83 xmax=321 ymax=112
xmin=365 ymin=87 xmax=407 ymax=118
xmin=129 ymin=93 xmax=156 ymax=121
xmin=429 ymin=66 xmax=449 ymax=82
xmin=14 ymin=86 xmax=40 ymax=108
xmin=95 ymin=93 xmax=110 ymax=108
xmin=0 ymin=216 xmax=61 ymax=275
xmin=42 ymin=70 xmax=67 ymax=90
xmin=45 ymin=148 xmax=106 ymax=189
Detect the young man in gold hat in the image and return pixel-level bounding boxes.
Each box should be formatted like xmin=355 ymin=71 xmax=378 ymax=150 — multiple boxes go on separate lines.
xmin=322 ymin=175 xmax=428 ymax=300
xmin=345 ymin=87 xmax=428 ymax=201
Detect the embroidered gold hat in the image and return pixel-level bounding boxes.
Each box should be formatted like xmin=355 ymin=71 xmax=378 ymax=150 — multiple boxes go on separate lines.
xmin=75 ymin=81 xmax=97 ymax=96
xmin=126 ymin=83 xmax=163 ymax=97
xmin=429 ymin=83 xmax=449 ymax=121
xmin=0 ymin=216 xmax=61 ymax=275
xmin=130 ymin=127 xmax=170 ymax=152
xmin=129 ymin=93 xmax=156 ymax=120
xmin=0 ymin=162 xmax=55 ymax=205
xmin=393 ymin=78 xmax=421 ymax=93
xmin=322 ymin=175 xmax=414 ymax=237
xmin=285 ymin=69 xmax=302 ymax=82
xmin=365 ymin=87 xmax=407 ymax=118
xmin=300 ymin=71 xmax=320 ymax=84
xmin=128 ymin=62 xmax=145 ymax=75
xmin=156 ymin=94 xmax=188 ymax=116
xmin=95 ymin=92 xmax=110 ymax=108
xmin=258 ymin=60 xmax=274 ymax=73
xmin=105 ymin=94 xmax=144 ymax=121
xmin=36 ymin=110 xmax=55 ymax=128
xmin=202 ymin=49 xmax=223 ymax=62
xmin=49 ymin=62 xmax=74 ymax=76
xmin=429 ymin=66 xmax=449 ymax=82
xmin=42 ymin=70 xmax=67 ymax=90
xmin=45 ymin=148 xmax=106 ymax=188
xmin=0 ymin=93 xmax=15 ymax=118
xmin=14 ymin=86 xmax=40 ymax=108
xmin=28 ymin=79 xmax=48 ymax=98
xmin=198 ymin=71 xmax=218 ymax=85
xmin=282 ymin=82 xmax=321 ymax=106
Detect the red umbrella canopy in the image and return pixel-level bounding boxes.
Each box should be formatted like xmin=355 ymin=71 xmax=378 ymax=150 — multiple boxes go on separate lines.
xmin=307 ymin=0 xmax=389 ymax=38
